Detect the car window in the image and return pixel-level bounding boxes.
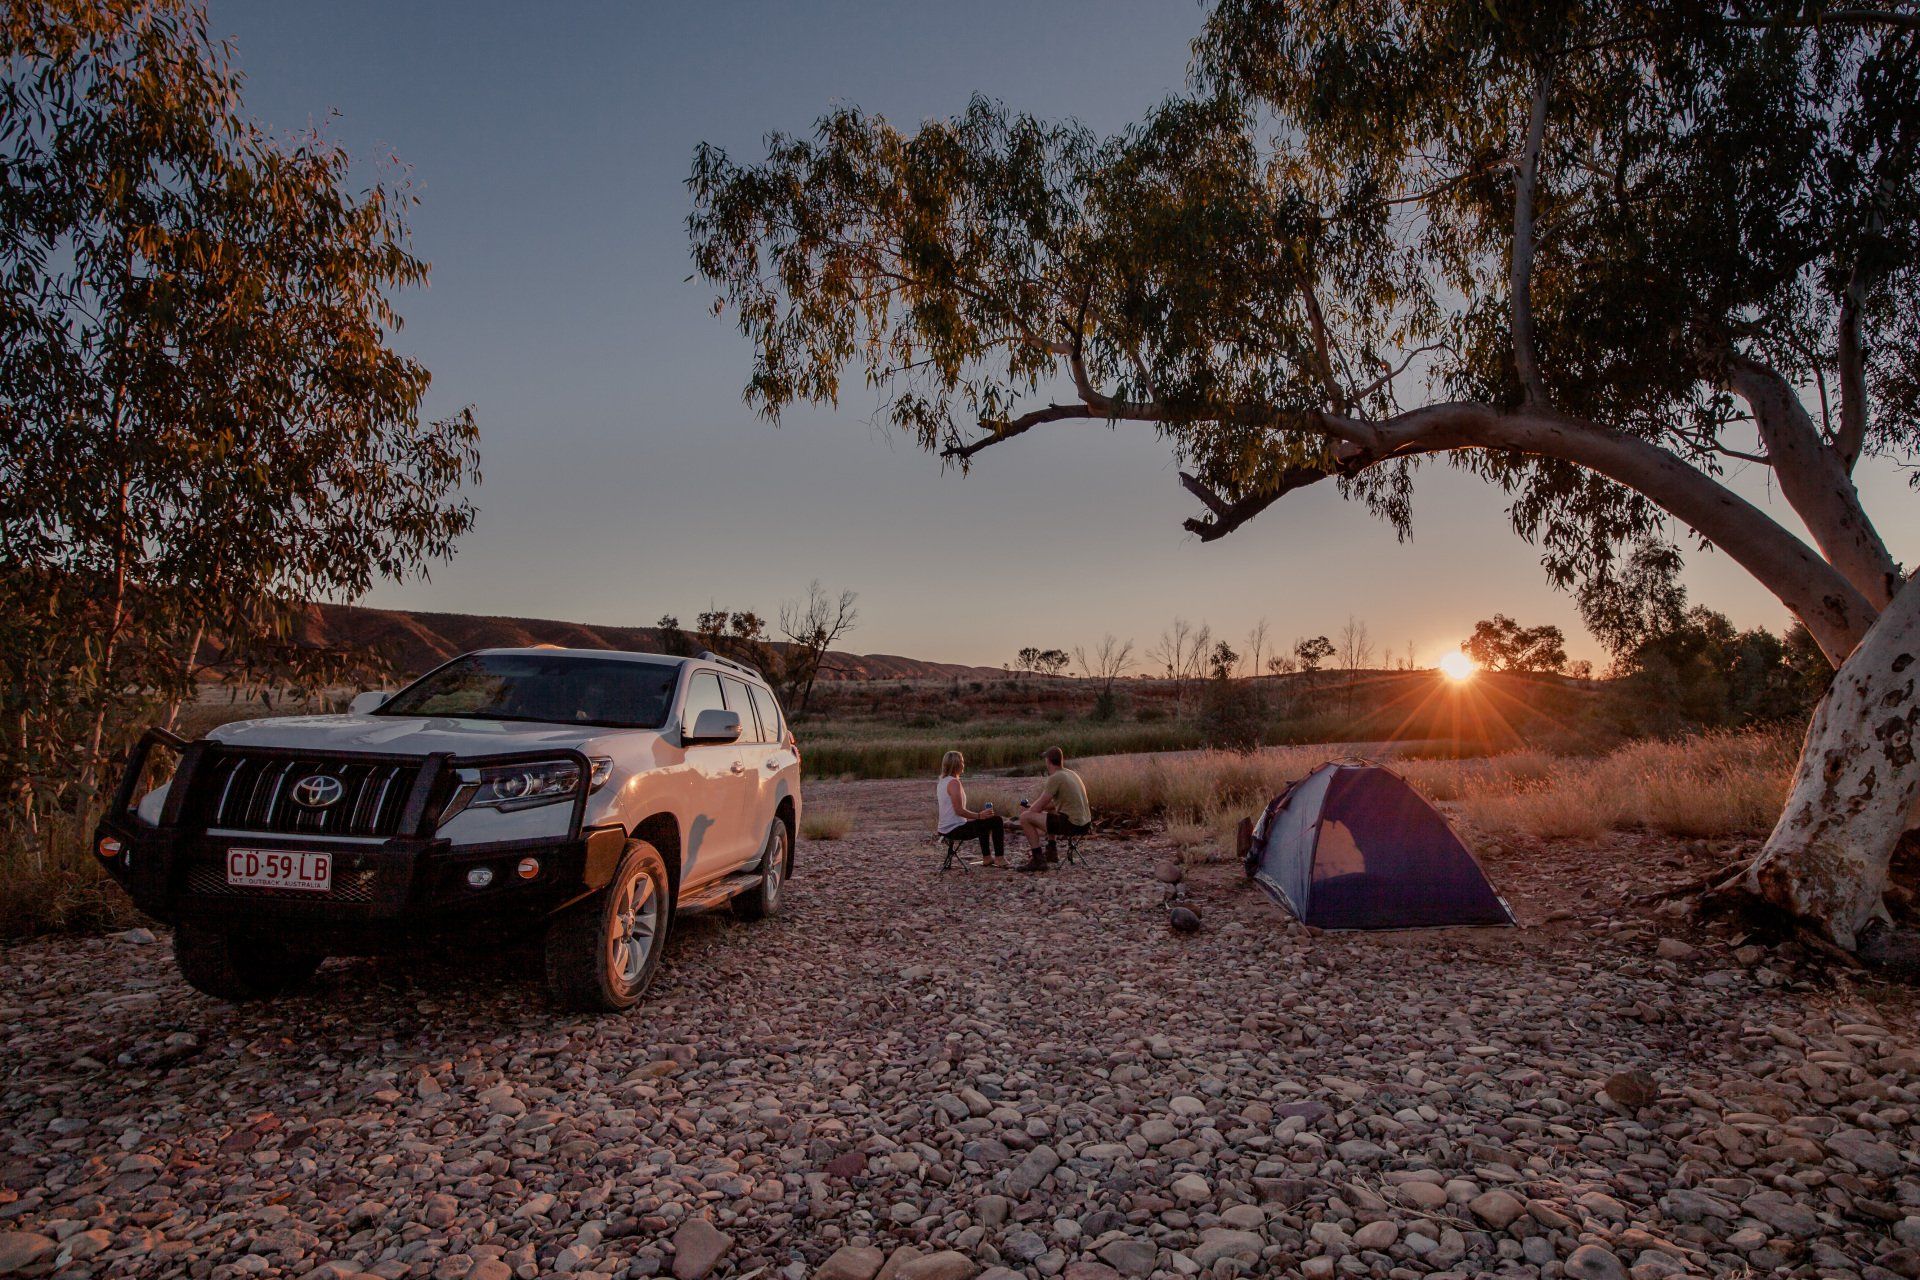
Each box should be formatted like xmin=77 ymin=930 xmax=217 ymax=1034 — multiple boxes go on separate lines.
xmin=377 ymin=653 xmax=679 ymax=728
xmin=747 ymin=684 xmax=783 ymax=743
xmin=681 ymin=671 xmax=726 ymax=734
xmin=721 ymin=676 xmax=764 ymax=742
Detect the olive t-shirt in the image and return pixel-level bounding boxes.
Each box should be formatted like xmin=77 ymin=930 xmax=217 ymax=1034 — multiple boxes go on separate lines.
xmin=1038 ymin=767 xmax=1092 ymax=827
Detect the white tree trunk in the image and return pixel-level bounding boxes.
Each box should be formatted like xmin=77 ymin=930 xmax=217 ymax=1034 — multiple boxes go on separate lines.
xmin=1745 ymin=571 xmax=1920 ymax=948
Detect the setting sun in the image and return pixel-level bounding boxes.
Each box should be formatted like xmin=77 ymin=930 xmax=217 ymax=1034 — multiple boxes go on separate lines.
xmin=1439 ymin=652 xmax=1478 ymax=682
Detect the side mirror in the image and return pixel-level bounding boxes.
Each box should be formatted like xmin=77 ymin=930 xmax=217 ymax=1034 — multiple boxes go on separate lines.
xmin=349 ymin=691 xmax=390 ymax=715
xmin=685 ymin=708 xmax=742 ymax=746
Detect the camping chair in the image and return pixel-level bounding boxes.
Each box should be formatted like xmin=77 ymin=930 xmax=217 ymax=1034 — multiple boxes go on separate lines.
xmin=935 ymin=831 xmax=975 ymax=872
xmin=1054 ymin=822 xmax=1091 ymax=866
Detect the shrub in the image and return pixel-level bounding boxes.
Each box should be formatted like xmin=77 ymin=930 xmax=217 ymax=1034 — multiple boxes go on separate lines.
xmin=801 ymin=807 xmax=854 ymax=841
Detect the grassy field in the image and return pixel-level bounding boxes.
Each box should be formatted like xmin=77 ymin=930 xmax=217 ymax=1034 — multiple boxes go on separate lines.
xmin=1063 ymin=730 xmax=1797 ymax=863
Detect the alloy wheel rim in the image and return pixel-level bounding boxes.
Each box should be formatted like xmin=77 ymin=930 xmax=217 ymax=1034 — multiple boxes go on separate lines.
xmin=764 ymin=828 xmax=785 ymax=905
xmin=609 ymin=869 xmax=659 ymax=988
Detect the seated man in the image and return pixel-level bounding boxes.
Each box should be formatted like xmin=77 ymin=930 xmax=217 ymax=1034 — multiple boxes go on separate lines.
xmin=1017 ymin=746 xmax=1091 ymax=873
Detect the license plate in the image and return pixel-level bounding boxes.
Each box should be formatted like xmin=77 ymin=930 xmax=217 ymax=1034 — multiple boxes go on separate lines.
xmin=226 ymin=849 xmax=332 ymax=892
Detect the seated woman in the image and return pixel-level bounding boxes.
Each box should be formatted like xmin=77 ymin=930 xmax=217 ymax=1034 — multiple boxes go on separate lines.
xmin=936 ymin=750 xmax=1006 ymax=867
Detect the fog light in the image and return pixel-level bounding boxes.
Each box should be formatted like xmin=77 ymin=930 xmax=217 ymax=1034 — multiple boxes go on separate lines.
xmin=466 ymin=867 xmax=494 ymax=888
xmin=97 ymin=836 xmax=122 ymax=860
xmin=516 ymin=857 xmax=540 ymax=880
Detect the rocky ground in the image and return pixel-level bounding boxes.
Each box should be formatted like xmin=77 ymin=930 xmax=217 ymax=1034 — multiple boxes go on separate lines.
xmin=3 ymin=775 xmax=1918 ymax=1280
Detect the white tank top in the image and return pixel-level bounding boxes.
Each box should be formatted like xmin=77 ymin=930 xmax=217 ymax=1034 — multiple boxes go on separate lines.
xmin=936 ymin=775 xmax=966 ymax=833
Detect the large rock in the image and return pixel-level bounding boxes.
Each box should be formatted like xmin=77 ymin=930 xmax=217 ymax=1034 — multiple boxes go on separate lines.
xmin=1564 ymin=1244 xmax=1630 ymax=1280
xmin=670 ymin=1220 xmax=732 ymax=1280
xmin=1005 ymin=1144 xmax=1061 ymax=1197
xmin=1468 ymin=1189 xmax=1526 ymax=1230
xmin=1603 ymin=1069 xmax=1657 ymax=1109
xmin=815 ymin=1246 xmax=886 ymax=1280
xmin=875 ymin=1247 xmax=924 ymax=1280
xmin=1170 ymin=1173 xmax=1211 ymax=1202
xmin=1097 ymin=1239 xmax=1157 ymax=1278
xmin=0 ymin=1234 xmax=55 ymax=1275
xmin=1352 ymin=1221 xmax=1398 ymax=1250
xmin=896 ymin=1251 xmax=977 ymax=1280
xmin=1190 ymin=1230 xmax=1263 ymax=1267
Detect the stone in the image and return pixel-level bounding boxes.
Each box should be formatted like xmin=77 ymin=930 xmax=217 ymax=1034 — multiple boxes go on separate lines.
xmin=1468 ymin=1190 xmax=1526 ymax=1230
xmin=1097 ymin=1239 xmax=1156 ymax=1277
xmin=1397 ymin=1181 xmax=1448 ymax=1211
xmin=1190 ymin=1230 xmax=1262 ymax=1267
xmin=1352 ymin=1221 xmax=1397 ymax=1250
xmin=1655 ymin=937 xmax=1696 ymax=960
xmin=895 ymin=1251 xmax=977 ymax=1280
xmin=1062 ymin=1266 xmax=1120 ymax=1280
xmin=1138 ymin=1118 xmax=1178 ymax=1145
xmin=0 ymin=1233 xmax=55 ymax=1274
xmin=1006 ymin=1144 xmax=1061 ymax=1197
xmin=1002 ymin=1230 xmax=1047 ymax=1264
xmin=1170 ymin=1173 xmax=1211 ymax=1203
xmin=975 ymin=1195 xmax=1010 ymax=1228
xmin=1219 ymin=1204 xmax=1264 ymax=1230
xmin=1603 ymin=1069 xmax=1657 ymax=1109
xmin=875 ymin=1248 xmax=924 ymax=1280
xmin=815 ymin=1246 xmax=886 ymax=1280
xmin=1564 ymin=1244 xmax=1630 ymax=1280
xmin=669 ymin=1220 xmax=730 ymax=1280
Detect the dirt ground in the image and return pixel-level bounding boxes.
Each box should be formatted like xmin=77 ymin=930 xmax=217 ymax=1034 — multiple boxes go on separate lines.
xmin=2 ymin=776 xmax=1917 ymax=1280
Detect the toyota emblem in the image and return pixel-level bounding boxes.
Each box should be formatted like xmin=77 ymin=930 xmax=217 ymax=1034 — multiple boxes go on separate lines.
xmin=292 ymin=774 xmax=345 ymax=809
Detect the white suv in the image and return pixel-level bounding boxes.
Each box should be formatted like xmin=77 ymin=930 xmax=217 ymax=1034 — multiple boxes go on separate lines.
xmin=94 ymin=648 xmax=801 ymax=1011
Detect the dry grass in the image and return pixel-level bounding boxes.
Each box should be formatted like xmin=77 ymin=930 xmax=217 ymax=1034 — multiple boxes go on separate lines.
xmin=0 ymin=812 xmax=138 ymax=939
xmin=1456 ymin=732 xmax=1795 ymax=840
xmin=800 ymin=806 xmax=855 ymax=841
xmin=1089 ymin=731 xmax=1796 ymax=858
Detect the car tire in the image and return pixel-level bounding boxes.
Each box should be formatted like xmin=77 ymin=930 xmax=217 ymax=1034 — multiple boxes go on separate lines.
xmin=733 ymin=818 xmax=789 ymax=921
xmin=172 ymin=925 xmax=324 ymax=1001
xmin=544 ymin=838 xmax=672 ymax=1012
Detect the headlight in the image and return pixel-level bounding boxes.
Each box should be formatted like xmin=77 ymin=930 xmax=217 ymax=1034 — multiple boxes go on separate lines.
xmin=465 ymin=757 xmax=613 ymax=812
xmin=471 ymin=760 xmax=580 ymax=811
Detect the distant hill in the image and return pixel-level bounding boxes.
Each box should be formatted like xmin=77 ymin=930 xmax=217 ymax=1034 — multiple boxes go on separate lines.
xmin=284 ymin=601 xmax=1007 ymax=682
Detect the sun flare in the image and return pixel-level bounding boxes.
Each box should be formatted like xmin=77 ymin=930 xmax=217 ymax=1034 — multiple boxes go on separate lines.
xmin=1439 ymin=652 xmax=1477 ymax=682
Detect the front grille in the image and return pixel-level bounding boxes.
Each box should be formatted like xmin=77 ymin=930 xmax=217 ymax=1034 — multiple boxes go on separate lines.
xmin=198 ymin=753 xmax=416 ymax=837
xmin=184 ymin=862 xmax=381 ymax=903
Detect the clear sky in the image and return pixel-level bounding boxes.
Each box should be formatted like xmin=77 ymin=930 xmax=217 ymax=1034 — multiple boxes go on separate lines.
xmin=210 ymin=1 xmax=1916 ymax=670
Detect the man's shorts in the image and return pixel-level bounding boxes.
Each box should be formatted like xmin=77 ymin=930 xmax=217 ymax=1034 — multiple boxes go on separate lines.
xmin=1046 ymin=813 xmax=1092 ymax=836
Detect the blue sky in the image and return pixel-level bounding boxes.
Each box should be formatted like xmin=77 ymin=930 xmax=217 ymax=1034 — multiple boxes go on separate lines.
xmin=211 ymin=1 xmax=1915 ymax=669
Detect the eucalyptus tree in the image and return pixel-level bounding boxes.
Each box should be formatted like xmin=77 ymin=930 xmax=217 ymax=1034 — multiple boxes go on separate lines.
xmin=691 ymin=2 xmax=1920 ymax=948
xmin=2 ymin=0 xmax=479 ymax=819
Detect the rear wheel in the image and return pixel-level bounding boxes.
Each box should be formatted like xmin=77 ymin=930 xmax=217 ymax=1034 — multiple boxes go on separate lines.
xmin=544 ymin=839 xmax=671 ymax=1011
xmin=172 ymin=925 xmax=323 ymax=1001
xmin=732 ymin=819 xmax=789 ymax=921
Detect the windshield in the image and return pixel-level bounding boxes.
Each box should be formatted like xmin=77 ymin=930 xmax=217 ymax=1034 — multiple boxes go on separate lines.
xmin=376 ymin=653 xmax=679 ymax=729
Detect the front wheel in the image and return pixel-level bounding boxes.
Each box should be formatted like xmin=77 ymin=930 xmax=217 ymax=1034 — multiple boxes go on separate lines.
xmin=173 ymin=925 xmax=323 ymax=1001
xmin=732 ymin=819 xmax=789 ymax=921
xmin=544 ymin=839 xmax=672 ymax=1012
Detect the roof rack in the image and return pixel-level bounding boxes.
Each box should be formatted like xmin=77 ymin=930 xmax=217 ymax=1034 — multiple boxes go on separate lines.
xmin=696 ymin=649 xmax=764 ymax=680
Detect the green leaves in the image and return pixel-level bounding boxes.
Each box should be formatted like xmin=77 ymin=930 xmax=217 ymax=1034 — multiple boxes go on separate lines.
xmin=1 ymin=1 xmax=479 ymax=821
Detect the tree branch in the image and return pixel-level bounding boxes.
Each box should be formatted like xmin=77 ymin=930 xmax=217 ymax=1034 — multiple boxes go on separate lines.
xmin=1510 ymin=63 xmax=1554 ymax=407
xmin=941 ymin=403 xmax=1095 ymax=460
xmin=1723 ymin=9 xmax=1920 ymax=31
xmin=1726 ymin=353 xmax=1900 ymax=608
xmin=1836 ymin=263 xmax=1869 ymax=472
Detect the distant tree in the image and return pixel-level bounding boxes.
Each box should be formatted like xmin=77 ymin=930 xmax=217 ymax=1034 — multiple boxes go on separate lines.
xmin=1614 ymin=607 xmax=1823 ymax=734
xmin=1244 ymin=618 xmax=1270 ymax=679
xmin=1266 ymin=653 xmax=1298 ymax=676
xmin=654 ymin=615 xmax=696 ymax=657
xmin=1464 ymin=615 xmax=1568 ymax=673
xmin=1336 ymin=617 xmax=1375 ymax=671
xmin=690 ymin=1 xmax=1920 ymax=945
xmin=1033 ymin=649 xmax=1071 ymax=679
xmin=1293 ymin=636 xmax=1333 ymax=673
xmin=1207 ymin=640 xmax=1239 ymax=680
xmin=1075 ymin=634 xmax=1135 ymax=720
xmin=1016 ymin=646 xmax=1042 ymax=676
xmin=1568 ymin=659 xmax=1594 ymax=680
xmin=777 ymin=581 xmax=859 ymax=714
xmin=2 ymin=1 xmax=478 ymax=831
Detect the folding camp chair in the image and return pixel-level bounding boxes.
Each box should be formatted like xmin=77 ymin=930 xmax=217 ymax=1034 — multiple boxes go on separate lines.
xmin=935 ymin=831 xmax=974 ymax=872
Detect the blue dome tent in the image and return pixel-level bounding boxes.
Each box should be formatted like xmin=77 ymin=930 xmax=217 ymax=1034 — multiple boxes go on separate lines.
xmin=1242 ymin=761 xmax=1515 ymax=930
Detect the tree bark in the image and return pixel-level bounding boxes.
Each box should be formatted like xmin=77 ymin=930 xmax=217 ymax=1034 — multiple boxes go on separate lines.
xmin=1743 ymin=570 xmax=1920 ymax=948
